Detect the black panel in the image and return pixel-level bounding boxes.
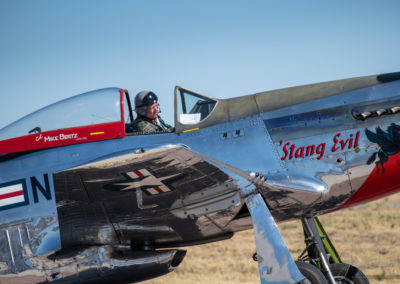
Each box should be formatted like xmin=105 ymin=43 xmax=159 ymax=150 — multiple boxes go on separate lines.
xmin=53 ymin=147 xmax=237 ymax=248
xmin=377 ymin=72 xmax=400 ymax=83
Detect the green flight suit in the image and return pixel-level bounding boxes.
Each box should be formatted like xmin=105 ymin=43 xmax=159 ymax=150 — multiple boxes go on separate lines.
xmin=132 ymin=116 xmax=173 ymax=133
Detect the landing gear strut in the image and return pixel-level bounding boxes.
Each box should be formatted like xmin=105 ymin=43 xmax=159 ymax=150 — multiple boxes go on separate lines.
xmin=297 ymin=216 xmax=369 ymax=284
xmin=253 ymin=214 xmax=369 ymax=284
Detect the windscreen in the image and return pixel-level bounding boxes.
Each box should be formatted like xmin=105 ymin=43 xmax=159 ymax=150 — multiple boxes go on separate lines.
xmin=177 ymin=89 xmax=217 ymax=124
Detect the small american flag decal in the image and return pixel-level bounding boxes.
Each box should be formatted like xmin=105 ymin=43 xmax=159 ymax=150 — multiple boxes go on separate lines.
xmin=130 ymin=170 xmax=172 ymax=195
xmin=0 ymin=179 xmax=29 ymax=211
xmin=104 ymin=169 xmax=177 ymax=195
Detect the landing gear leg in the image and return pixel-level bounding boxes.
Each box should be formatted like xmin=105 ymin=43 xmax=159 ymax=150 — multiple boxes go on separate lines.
xmin=299 ymin=217 xmax=336 ymax=283
xmin=298 ymin=216 xmax=369 ymax=284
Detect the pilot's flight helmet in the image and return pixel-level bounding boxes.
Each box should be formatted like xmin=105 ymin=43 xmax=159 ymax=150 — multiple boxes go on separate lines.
xmin=134 ymin=91 xmax=158 ymax=116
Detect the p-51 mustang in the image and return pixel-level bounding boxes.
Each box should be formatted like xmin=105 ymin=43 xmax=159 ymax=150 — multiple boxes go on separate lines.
xmin=1 ymin=72 xmax=400 ymax=284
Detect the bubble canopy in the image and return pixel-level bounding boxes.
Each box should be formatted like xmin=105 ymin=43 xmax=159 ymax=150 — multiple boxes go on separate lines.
xmin=0 ymin=88 xmax=128 ymax=154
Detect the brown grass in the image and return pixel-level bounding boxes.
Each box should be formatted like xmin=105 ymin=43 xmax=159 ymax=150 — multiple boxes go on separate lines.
xmin=144 ymin=193 xmax=400 ymax=284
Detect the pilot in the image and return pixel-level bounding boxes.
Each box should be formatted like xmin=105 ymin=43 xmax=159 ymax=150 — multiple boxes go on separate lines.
xmin=131 ymin=91 xmax=173 ymax=133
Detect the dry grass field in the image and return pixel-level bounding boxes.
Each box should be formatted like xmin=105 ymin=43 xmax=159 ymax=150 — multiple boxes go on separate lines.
xmin=144 ymin=192 xmax=400 ymax=284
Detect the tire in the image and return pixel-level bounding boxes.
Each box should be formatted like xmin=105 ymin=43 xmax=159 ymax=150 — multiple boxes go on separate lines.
xmin=330 ymin=263 xmax=369 ymax=284
xmin=295 ymin=261 xmax=329 ymax=284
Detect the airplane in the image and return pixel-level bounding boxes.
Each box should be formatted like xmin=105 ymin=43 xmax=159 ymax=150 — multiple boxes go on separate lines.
xmin=1 ymin=72 xmax=400 ymax=284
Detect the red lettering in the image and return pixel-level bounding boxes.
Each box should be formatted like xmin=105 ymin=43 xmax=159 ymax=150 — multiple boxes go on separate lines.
xmin=348 ymin=133 xmax=354 ymax=148
xmin=295 ymin=147 xmax=305 ymax=158
xmin=289 ymin=144 xmax=296 ymax=159
xmin=280 ymin=131 xmax=361 ymax=161
xmin=354 ymin=131 xmax=360 ymax=147
xmin=306 ymin=145 xmax=315 ymax=156
xmin=316 ymin=143 xmax=326 ymax=159
xmin=332 ymin=133 xmax=341 ymax=152
xmin=340 ymin=138 xmax=349 ymax=149
xmin=281 ymin=142 xmax=290 ymax=160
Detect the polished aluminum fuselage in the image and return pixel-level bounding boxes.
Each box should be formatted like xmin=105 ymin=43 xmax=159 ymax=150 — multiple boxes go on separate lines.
xmin=1 ymin=76 xmax=400 ymax=283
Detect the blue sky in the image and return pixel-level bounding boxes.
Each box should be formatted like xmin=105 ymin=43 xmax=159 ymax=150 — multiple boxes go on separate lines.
xmin=1 ymin=0 xmax=400 ymax=129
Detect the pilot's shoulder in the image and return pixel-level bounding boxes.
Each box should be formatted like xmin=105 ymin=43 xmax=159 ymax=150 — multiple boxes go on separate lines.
xmin=132 ymin=118 xmax=156 ymax=133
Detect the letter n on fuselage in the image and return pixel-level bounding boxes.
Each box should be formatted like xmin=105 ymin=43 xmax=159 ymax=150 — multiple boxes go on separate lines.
xmin=31 ymin=174 xmax=52 ymax=203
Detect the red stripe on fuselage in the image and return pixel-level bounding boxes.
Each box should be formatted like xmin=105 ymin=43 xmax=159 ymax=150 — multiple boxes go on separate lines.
xmin=0 ymin=190 xmax=23 ymax=200
xmin=338 ymin=152 xmax=400 ymax=209
xmin=0 ymin=121 xmax=125 ymax=155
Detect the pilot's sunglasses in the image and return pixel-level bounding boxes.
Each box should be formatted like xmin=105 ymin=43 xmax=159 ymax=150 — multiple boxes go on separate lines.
xmin=148 ymin=103 xmax=160 ymax=110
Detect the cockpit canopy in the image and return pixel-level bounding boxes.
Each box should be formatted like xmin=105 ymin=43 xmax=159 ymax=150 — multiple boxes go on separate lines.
xmin=0 ymin=88 xmax=129 ymax=154
xmin=0 ymin=86 xmax=221 ymax=155
xmin=0 ymin=88 xmax=123 ymax=141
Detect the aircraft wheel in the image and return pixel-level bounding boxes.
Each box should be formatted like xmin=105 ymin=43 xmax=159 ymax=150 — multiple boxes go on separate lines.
xmin=295 ymin=261 xmax=328 ymax=284
xmin=330 ymin=263 xmax=369 ymax=284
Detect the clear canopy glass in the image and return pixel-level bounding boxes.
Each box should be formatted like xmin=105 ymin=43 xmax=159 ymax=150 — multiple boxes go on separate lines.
xmin=0 ymin=88 xmax=122 ymax=140
xmin=177 ymin=88 xmax=217 ymax=124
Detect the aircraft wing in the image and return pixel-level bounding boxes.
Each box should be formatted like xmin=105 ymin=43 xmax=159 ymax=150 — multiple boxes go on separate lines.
xmin=54 ymin=145 xmax=306 ymax=283
xmin=54 ymin=144 xmax=242 ymax=248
